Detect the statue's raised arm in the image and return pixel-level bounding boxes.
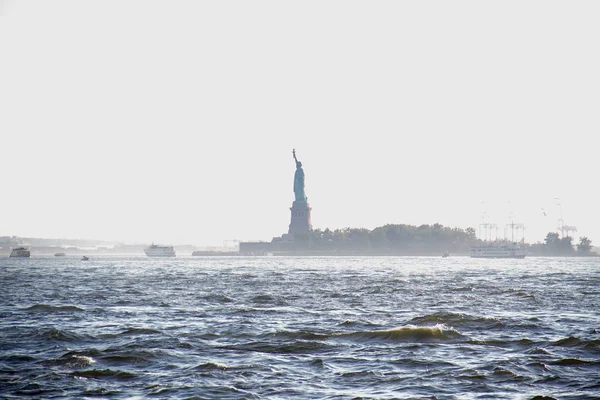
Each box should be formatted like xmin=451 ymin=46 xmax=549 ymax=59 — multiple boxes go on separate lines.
xmin=293 ymin=148 xmax=299 ymax=165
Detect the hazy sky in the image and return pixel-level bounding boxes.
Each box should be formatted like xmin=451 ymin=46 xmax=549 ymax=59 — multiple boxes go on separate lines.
xmin=1 ymin=1 xmax=598 ymax=246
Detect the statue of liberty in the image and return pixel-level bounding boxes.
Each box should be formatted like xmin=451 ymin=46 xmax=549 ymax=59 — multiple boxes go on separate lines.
xmin=292 ymin=149 xmax=307 ymax=202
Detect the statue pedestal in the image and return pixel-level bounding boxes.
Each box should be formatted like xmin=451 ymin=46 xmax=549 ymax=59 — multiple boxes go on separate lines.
xmin=288 ymin=200 xmax=312 ymax=236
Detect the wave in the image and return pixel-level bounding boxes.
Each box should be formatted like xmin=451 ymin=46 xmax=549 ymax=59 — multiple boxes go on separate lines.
xmin=338 ymin=319 xmax=380 ymax=328
xmin=467 ymin=339 xmax=509 ymax=347
xmin=98 ymin=327 xmax=163 ymax=339
xmin=495 ymin=288 xmax=536 ymax=299
xmin=200 ymin=294 xmax=234 ymax=303
xmin=450 ymin=286 xmax=475 ymax=292
xmin=268 ymin=330 xmax=330 ymax=341
xmin=82 ymin=388 xmax=120 ymax=396
xmin=552 ymin=336 xmax=600 ymax=347
xmin=119 ymin=327 xmax=163 ymax=335
xmin=36 ymin=327 xmax=85 ymax=342
xmin=491 ymin=368 xmax=519 ymax=377
xmin=338 ymin=370 xmax=379 ymax=379
xmin=71 ymin=368 xmax=136 ymax=380
xmin=224 ymin=340 xmax=329 ymax=354
xmin=310 ymin=358 xmax=325 ymax=368
xmin=550 ymin=337 xmax=600 ymax=355
xmin=468 ymin=338 xmax=535 ymax=348
xmin=63 ymin=349 xmax=103 ymax=357
xmin=100 ymin=354 xmax=152 ymax=365
xmin=527 ymin=361 xmax=550 ymax=370
xmin=339 ymin=324 xmax=463 ymax=342
xmin=191 ymin=362 xmax=229 ymax=371
xmin=39 ymin=354 xmax=96 ymax=368
xmin=550 ymin=358 xmax=597 ymax=366
xmin=1 ymin=354 xmax=36 ymax=362
xmin=248 ymin=324 xmax=463 ymax=349
xmin=22 ymin=304 xmax=85 ymax=312
xmin=408 ymin=312 xmax=503 ymax=330
xmin=525 ymin=347 xmax=551 ymax=356
xmin=252 ymin=294 xmax=276 ymax=303
xmin=489 ymin=367 xmax=527 ymax=382
xmin=552 ymin=336 xmax=583 ymax=347
xmin=231 ymin=306 xmax=296 ymax=315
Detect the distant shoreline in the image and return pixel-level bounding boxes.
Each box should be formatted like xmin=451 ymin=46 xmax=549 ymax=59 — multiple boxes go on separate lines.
xmin=3 ymin=251 xmax=598 ymax=258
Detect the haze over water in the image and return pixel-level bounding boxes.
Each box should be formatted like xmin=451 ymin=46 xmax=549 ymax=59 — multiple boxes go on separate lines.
xmin=1 ymin=256 xmax=599 ymax=399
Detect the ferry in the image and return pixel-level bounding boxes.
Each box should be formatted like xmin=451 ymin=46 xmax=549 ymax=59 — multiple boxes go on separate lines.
xmin=144 ymin=243 xmax=176 ymax=257
xmin=470 ymin=242 xmax=526 ymax=259
xmin=10 ymin=247 xmax=31 ymax=258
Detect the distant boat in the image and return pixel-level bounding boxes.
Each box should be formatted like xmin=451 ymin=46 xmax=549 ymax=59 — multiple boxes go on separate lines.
xmin=470 ymin=242 xmax=526 ymax=259
xmin=54 ymin=252 xmax=66 ymax=257
xmin=10 ymin=247 xmax=31 ymax=258
xmin=144 ymin=243 xmax=176 ymax=258
xmin=81 ymin=256 xmax=89 ymax=261
xmin=442 ymin=251 xmax=450 ymax=258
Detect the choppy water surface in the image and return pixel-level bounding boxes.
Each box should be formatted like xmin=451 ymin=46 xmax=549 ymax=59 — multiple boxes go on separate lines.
xmin=1 ymin=256 xmax=599 ymax=399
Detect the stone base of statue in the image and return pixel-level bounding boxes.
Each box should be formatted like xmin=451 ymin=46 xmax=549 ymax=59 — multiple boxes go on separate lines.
xmin=288 ymin=200 xmax=312 ymax=236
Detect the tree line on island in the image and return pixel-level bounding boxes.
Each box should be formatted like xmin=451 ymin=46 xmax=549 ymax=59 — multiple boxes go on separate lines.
xmin=289 ymin=223 xmax=595 ymax=256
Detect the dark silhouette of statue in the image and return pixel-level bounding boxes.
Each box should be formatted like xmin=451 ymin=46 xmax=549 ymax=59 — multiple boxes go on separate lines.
xmin=292 ymin=149 xmax=306 ymax=202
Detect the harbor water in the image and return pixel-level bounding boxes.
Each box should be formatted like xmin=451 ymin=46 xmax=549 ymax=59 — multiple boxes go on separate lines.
xmin=1 ymin=256 xmax=599 ymax=399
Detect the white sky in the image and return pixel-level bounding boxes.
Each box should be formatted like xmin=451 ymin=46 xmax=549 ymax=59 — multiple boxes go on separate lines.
xmin=1 ymin=1 xmax=598 ymax=246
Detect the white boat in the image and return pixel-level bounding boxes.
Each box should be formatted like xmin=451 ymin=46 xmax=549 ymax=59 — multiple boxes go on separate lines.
xmin=144 ymin=243 xmax=176 ymax=257
xmin=10 ymin=247 xmax=31 ymax=258
xmin=470 ymin=242 xmax=526 ymax=259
